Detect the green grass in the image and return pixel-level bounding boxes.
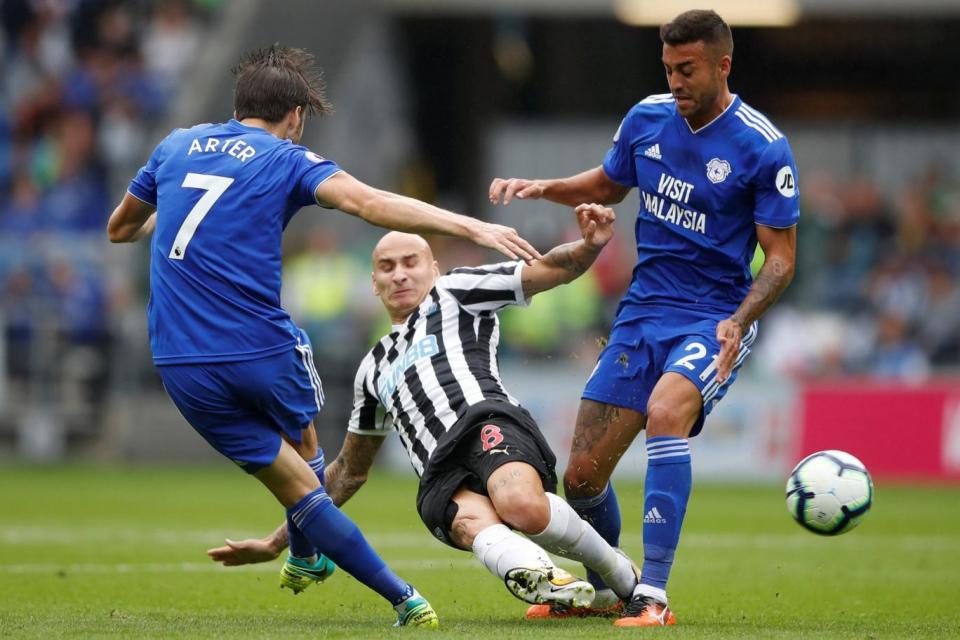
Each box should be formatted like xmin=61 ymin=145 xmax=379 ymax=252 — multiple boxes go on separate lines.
xmin=1 ymin=465 xmax=958 ymax=638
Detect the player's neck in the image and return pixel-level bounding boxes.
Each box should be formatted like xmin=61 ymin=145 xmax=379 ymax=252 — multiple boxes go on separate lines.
xmin=238 ymin=117 xmax=286 ymax=139
xmin=685 ymin=89 xmax=733 ymax=131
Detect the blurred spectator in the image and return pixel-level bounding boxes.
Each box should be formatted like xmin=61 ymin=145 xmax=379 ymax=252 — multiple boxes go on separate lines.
xmin=917 ymin=262 xmax=960 ymax=366
xmin=283 ymin=229 xmax=374 ymax=352
xmin=0 ymin=0 xmax=210 ymax=438
xmin=860 ymin=311 xmax=931 ymax=381
xmin=1 ymin=267 xmax=37 ymax=384
xmin=143 ymin=0 xmax=201 ymax=99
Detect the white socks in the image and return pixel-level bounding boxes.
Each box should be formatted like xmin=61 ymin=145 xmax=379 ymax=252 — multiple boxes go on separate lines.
xmin=635 ymin=583 xmax=668 ymax=605
xmin=471 ymin=494 xmax=639 ymax=602
xmin=472 ymin=523 xmax=554 ymax=579
xmin=528 ymin=493 xmax=637 ymax=600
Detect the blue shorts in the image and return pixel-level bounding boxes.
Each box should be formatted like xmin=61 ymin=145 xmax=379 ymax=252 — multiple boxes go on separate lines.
xmin=582 ymin=305 xmax=757 ymax=437
xmin=156 ymin=331 xmax=324 ymax=474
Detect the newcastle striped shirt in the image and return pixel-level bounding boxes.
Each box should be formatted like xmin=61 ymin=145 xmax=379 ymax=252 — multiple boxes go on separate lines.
xmin=347 ymin=261 xmax=528 ymax=476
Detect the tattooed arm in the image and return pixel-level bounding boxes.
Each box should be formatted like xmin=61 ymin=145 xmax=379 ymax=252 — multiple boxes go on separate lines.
xmin=323 ymin=433 xmax=386 ymax=506
xmin=520 ymin=203 xmax=616 ymax=298
xmin=206 ymin=433 xmax=386 ymax=565
xmin=715 ymin=224 xmax=797 ymax=383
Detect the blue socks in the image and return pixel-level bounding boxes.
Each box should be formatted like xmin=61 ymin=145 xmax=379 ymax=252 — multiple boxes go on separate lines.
xmin=307 ymin=450 xmax=326 ymax=481
xmin=567 ymin=482 xmax=622 ymax=590
xmin=640 ymin=436 xmax=691 ymax=594
xmin=287 ymin=452 xmax=327 ymax=560
xmin=287 ymin=486 xmax=411 ymax=605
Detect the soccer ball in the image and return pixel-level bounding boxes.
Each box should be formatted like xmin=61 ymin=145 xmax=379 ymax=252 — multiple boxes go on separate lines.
xmin=785 ymin=450 xmax=873 ymax=535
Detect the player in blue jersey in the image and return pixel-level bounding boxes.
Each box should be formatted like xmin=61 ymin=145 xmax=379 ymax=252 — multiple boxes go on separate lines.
xmin=489 ymin=10 xmax=798 ymax=627
xmin=107 ymin=45 xmax=539 ymax=629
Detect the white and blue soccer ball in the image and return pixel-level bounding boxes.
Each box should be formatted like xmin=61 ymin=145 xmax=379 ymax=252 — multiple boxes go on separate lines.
xmin=786 ymin=450 xmax=873 ymax=535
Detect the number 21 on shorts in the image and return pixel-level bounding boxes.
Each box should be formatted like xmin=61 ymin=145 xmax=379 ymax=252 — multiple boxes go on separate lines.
xmin=673 ymin=341 xmax=720 ymax=382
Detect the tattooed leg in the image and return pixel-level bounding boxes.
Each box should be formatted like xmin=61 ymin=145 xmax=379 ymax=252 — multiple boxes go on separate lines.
xmin=561 ymin=400 xmax=644 ymax=593
xmin=564 ymin=399 xmax=646 ymax=499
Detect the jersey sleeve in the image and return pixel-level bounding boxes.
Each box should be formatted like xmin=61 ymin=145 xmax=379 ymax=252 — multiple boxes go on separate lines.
xmin=128 ymin=132 xmax=176 ymax=206
xmin=290 ymin=148 xmax=343 ymax=209
xmin=439 ymin=261 xmax=527 ymax=314
xmin=347 ymin=354 xmax=392 ymax=437
xmin=601 ymin=108 xmax=639 ymax=187
xmin=753 ymin=138 xmax=800 ymax=228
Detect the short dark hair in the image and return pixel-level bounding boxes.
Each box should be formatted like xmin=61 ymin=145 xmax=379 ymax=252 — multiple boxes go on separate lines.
xmin=660 ymin=10 xmax=733 ymax=57
xmin=232 ymin=45 xmax=332 ymax=123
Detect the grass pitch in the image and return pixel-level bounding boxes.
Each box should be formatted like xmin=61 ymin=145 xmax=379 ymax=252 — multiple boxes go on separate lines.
xmin=0 ymin=465 xmax=958 ymax=639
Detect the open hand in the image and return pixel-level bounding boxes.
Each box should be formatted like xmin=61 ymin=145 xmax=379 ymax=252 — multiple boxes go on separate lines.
xmin=715 ymin=318 xmax=744 ymax=384
xmin=489 ymin=177 xmax=546 ymax=205
xmin=473 ymin=221 xmax=542 ymax=261
xmin=575 ymin=203 xmax=616 ymax=250
xmin=207 ymin=537 xmax=281 ymax=566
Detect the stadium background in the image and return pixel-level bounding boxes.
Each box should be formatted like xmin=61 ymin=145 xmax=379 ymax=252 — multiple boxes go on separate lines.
xmin=0 ymin=2 xmax=959 ymax=637
xmin=2 ymin=0 xmax=958 ymax=481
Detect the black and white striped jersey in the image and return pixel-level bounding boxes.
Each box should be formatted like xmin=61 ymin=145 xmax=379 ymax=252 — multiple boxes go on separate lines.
xmin=347 ymin=261 xmax=528 ymax=476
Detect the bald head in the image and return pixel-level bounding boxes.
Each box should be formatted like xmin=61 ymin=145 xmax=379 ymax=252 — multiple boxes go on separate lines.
xmin=372 ymin=231 xmax=435 ymax=264
xmin=371 ymin=232 xmax=440 ymax=323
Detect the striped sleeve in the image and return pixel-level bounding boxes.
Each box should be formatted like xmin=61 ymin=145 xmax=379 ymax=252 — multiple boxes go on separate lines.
xmin=347 ymin=351 xmax=392 ymax=436
xmin=438 ymin=261 xmax=527 ymax=314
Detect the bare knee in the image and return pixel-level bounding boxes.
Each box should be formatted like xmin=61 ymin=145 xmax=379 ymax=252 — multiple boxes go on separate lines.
xmin=494 ymin=490 xmax=550 ymax=534
xmin=449 ymin=511 xmax=490 ymax=549
xmin=645 ymin=402 xmax=691 ymax=438
xmin=293 ymin=439 xmax=317 ymax=461
xmin=564 ymin=458 xmax=608 ymax=499
xmin=285 ymin=424 xmax=318 ymax=461
xmin=449 ymin=489 xmax=503 ymax=549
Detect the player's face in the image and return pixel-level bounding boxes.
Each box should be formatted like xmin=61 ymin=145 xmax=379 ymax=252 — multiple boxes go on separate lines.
xmin=662 ymin=41 xmax=730 ymax=126
xmin=372 ymin=235 xmax=440 ymax=322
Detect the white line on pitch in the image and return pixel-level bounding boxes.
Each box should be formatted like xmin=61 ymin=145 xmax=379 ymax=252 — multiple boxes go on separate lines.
xmin=0 ymin=528 xmax=955 ymax=551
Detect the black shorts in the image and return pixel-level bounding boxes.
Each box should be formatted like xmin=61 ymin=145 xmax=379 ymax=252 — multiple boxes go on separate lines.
xmin=416 ymin=401 xmax=557 ymax=548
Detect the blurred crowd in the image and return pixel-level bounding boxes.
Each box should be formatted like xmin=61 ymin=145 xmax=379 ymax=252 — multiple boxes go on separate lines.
xmin=281 ymin=165 xmax=960 ymax=384
xmin=0 ymin=3 xmax=957 ymax=451
xmin=758 ymin=166 xmax=960 ymax=381
xmin=0 ymin=0 xmax=213 ymax=432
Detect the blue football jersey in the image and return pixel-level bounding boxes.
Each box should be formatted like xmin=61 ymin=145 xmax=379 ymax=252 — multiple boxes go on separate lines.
xmin=128 ymin=119 xmax=341 ymax=364
xmin=603 ymin=94 xmax=799 ymax=316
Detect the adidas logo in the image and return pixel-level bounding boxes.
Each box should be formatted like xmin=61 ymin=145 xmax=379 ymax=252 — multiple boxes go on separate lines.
xmin=643 ymin=507 xmax=666 ymax=524
xmin=644 ymin=144 xmax=662 ymax=160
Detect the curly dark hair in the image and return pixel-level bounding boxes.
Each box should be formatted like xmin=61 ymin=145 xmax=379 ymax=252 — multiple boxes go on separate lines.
xmin=232 ymin=45 xmax=332 ymax=123
xmin=660 ymin=10 xmax=733 ymax=57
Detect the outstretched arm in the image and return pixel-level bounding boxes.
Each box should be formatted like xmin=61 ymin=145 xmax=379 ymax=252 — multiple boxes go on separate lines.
xmin=519 ymin=203 xmax=616 ymax=298
xmin=316 ymin=172 xmax=540 ymax=262
xmin=489 ymin=166 xmax=630 ymax=208
xmin=322 ymin=432 xmax=386 ymax=506
xmin=107 ymin=193 xmax=156 ymax=243
xmin=206 ymin=433 xmax=387 ymax=566
xmin=715 ymin=224 xmax=797 ymax=383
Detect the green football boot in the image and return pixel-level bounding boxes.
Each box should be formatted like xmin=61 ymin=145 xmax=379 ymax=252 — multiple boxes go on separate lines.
xmin=279 ymin=554 xmax=336 ymax=594
xmin=394 ymin=592 xmax=439 ymax=629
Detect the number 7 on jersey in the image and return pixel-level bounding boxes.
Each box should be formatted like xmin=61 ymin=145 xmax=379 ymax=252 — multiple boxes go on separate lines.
xmin=169 ymin=173 xmax=234 ymax=260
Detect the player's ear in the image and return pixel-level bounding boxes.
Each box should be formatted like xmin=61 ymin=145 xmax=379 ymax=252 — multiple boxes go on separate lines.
xmin=431 ymin=260 xmax=439 ymax=278
xmin=371 ymin=272 xmax=379 ymax=297
xmin=717 ymin=54 xmax=731 ymax=80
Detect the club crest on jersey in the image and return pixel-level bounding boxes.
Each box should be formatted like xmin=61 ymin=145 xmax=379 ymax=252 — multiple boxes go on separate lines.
xmin=706 ymin=158 xmax=732 ymax=184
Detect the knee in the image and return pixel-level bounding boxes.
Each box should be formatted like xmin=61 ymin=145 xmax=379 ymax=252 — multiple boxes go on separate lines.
xmin=296 ymin=439 xmax=318 ymax=461
xmin=450 ymin=512 xmax=491 ymax=549
xmin=563 ymin=460 xmax=606 ymax=498
xmin=645 ymin=402 xmax=688 ymax=437
xmin=494 ymin=491 xmax=550 ymax=535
